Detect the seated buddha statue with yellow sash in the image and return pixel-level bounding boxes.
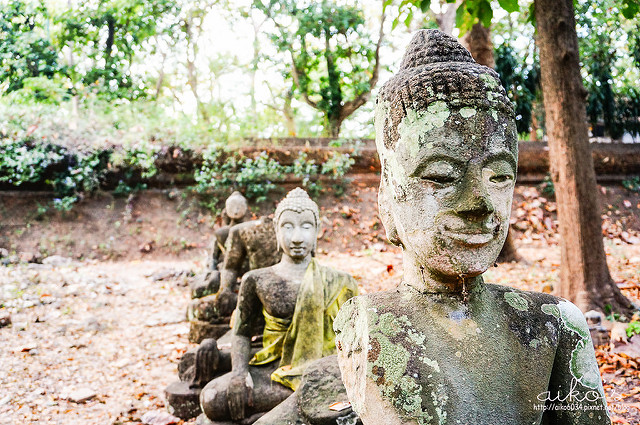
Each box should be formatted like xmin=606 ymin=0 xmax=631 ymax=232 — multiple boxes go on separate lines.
xmin=199 ymin=187 xmax=358 ymax=423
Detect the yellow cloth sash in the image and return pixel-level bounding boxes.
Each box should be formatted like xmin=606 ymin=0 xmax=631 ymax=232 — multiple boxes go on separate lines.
xmin=248 ymin=258 xmax=358 ymax=390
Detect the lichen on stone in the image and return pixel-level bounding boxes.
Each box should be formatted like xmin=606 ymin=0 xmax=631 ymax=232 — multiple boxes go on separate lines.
xmin=542 ymin=301 xmax=601 ymax=389
xmin=397 ymin=102 xmax=451 ymax=157
xmin=480 ymin=73 xmax=499 ymax=89
xmin=504 ymin=292 xmax=529 ymax=311
xmin=459 ymin=107 xmax=476 ymax=118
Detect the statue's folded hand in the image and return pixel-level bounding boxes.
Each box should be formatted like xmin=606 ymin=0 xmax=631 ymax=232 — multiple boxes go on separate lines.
xmin=216 ymin=289 xmax=237 ymax=317
xmin=227 ymin=372 xmax=252 ymax=421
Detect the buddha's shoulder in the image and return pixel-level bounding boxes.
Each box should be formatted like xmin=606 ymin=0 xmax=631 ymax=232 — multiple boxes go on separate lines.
xmin=230 ymin=217 xmax=271 ymax=235
xmin=334 ymin=290 xmax=400 ymax=320
xmin=483 ymin=283 xmax=576 ymax=313
xmin=241 ymin=265 xmax=279 ymax=282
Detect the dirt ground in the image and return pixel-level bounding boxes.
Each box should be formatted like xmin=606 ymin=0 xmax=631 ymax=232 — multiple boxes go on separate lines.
xmin=1 ymin=181 xmax=640 ymax=424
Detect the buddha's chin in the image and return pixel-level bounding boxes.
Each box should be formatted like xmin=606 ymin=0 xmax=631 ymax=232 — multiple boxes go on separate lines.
xmin=426 ymin=249 xmax=497 ymax=279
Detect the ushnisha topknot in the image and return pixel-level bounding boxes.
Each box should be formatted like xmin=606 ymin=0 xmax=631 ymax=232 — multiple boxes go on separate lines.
xmin=377 ymin=29 xmax=514 ymax=150
xmin=274 ymin=187 xmax=319 ymax=228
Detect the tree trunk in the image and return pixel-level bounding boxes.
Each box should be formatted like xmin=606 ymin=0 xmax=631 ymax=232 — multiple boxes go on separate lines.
xmin=283 ymin=89 xmax=296 ymax=136
xmin=105 ymin=15 xmax=115 ymax=62
xmin=535 ymin=0 xmax=633 ymax=314
xmin=497 ymin=231 xmax=521 ymax=263
xmin=461 ymin=23 xmax=495 ymax=68
xmin=327 ymin=117 xmax=343 ymax=137
xmin=434 ymin=0 xmax=459 ymax=35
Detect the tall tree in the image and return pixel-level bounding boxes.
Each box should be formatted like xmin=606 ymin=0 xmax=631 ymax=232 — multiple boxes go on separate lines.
xmin=0 ymin=1 xmax=61 ymax=94
xmin=535 ymin=0 xmax=633 ymax=314
xmin=55 ymin=0 xmax=178 ymax=100
xmin=256 ymin=0 xmax=385 ymax=136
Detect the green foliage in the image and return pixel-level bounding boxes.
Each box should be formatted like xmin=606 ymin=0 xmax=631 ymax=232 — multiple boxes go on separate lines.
xmin=0 ymin=1 xmax=63 ymax=94
xmin=0 ymin=135 xmax=163 ymax=211
xmin=7 ymin=76 xmax=70 ymax=104
xmin=604 ymin=304 xmax=622 ymax=322
xmin=539 ymin=174 xmax=555 ymax=197
xmin=54 ymin=0 xmax=179 ymax=100
xmin=0 ymin=141 xmax=65 ymax=185
xmin=291 ymin=153 xmax=321 ymax=196
xmin=621 ymin=0 xmax=639 ymax=19
xmin=494 ymin=44 xmax=539 ymax=135
xmin=622 ymin=176 xmax=640 ymax=193
xmin=393 ymin=0 xmax=520 ymax=35
xmin=0 ymin=139 xmax=111 ymax=211
xmin=577 ymin=0 xmax=640 ymax=139
xmin=627 ymin=321 xmax=640 ymax=338
xmin=256 ymin=0 xmax=379 ymax=136
xmin=193 ymin=148 xmax=354 ymax=211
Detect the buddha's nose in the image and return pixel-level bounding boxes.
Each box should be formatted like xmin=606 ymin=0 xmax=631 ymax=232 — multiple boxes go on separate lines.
xmin=454 ymin=166 xmax=494 ymax=220
xmin=291 ymin=227 xmax=304 ymax=243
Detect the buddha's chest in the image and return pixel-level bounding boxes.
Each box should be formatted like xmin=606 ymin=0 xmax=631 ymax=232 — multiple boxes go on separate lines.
xmin=255 ymin=278 xmax=300 ymax=319
xmin=357 ymin=307 xmax=558 ymax=425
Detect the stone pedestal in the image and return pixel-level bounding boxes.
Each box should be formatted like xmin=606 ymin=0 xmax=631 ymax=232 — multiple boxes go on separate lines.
xmin=165 ymin=381 xmax=201 ymax=420
xmin=189 ymin=320 xmax=230 ymax=344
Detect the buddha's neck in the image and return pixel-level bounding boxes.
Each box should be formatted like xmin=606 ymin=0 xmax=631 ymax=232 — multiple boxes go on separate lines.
xmin=277 ymin=254 xmax=312 ymax=278
xmin=402 ymin=251 xmax=483 ymax=295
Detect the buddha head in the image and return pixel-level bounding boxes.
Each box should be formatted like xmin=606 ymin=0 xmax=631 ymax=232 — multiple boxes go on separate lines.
xmin=274 ymin=188 xmax=320 ymax=262
xmin=376 ymin=30 xmax=517 ymax=281
xmin=225 ymin=191 xmax=248 ymax=221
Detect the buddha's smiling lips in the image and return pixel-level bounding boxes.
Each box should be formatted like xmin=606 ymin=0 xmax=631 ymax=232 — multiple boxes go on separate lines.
xmin=440 ymin=224 xmax=499 ymax=247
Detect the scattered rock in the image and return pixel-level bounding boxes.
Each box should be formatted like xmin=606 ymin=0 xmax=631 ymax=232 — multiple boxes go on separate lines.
xmin=611 ymin=322 xmax=630 ymax=344
xmin=12 ymin=321 xmax=27 ymax=331
xmin=145 ymin=312 xmax=184 ymax=327
xmin=139 ymin=241 xmax=155 ymax=253
xmin=67 ymin=388 xmax=96 ymax=403
xmin=141 ymin=410 xmax=180 ymax=425
xmin=612 ymin=336 xmax=640 ymax=360
xmin=147 ymin=268 xmax=193 ymax=282
xmin=81 ymin=316 xmax=105 ymax=332
xmin=1 ymin=255 xmax=20 ymax=266
xmin=20 ymin=344 xmax=37 ymax=353
xmin=42 ymin=255 xmax=72 ymax=266
xmin=0 ymin=310 xmax=11 ymax=328
xmin=0 ymin=248 xmax=8 ymax=258
xmin=19 ymin=251 xmax=42 ymax=264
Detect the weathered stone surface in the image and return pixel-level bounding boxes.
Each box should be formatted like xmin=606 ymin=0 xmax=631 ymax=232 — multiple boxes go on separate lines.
xmin=191 ymin=270 xmax=221 ymax=299
xmin=297 ymin=356 xmax=360 ymax=425
xmin=177 ymin=348 xmax=197 ymax=382
xmin=188 ymin=320 xmax=229 ymax=344
xmin=253 ymin=356 xmax=361 ymax=425
xmin=164 ymin=381 xmax=201 ymax=420
xmin=334 ymin=29 xmax=609 ymax=425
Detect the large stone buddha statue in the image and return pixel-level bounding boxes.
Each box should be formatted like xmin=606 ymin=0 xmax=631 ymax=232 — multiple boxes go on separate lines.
xmin=200 ymin=188 xmax=359 ymax=423
xmin=334 ymin=30 xmax=610 ymax=425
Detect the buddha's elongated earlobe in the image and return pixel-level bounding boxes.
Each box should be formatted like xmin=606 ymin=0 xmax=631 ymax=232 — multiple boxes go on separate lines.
xmin=378 ymin=186 xmax=403 ymax=248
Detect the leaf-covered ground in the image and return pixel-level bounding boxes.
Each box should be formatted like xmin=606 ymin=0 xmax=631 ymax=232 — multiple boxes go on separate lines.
xmin=1 ymin=182 xmax=640 ymax=423
xmin=1 ymin=240 xmax=639 ymax=424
